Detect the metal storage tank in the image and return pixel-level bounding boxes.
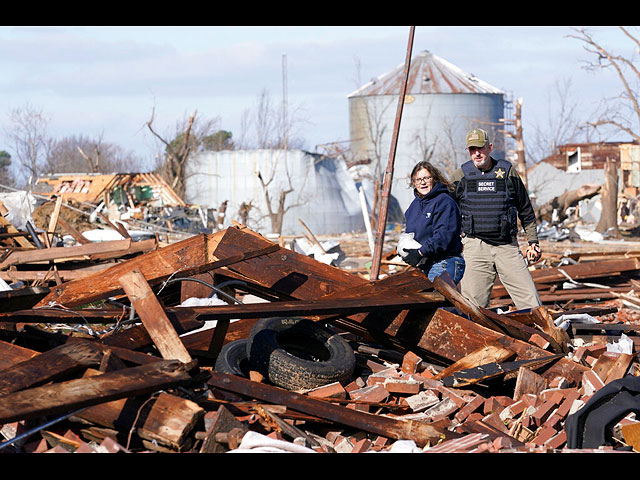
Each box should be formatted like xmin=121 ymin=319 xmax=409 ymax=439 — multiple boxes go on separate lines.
xmin=348 ymin=49 xmax=506 ymax=214
xmin=185 ymin=149 xmax=364 ymax=236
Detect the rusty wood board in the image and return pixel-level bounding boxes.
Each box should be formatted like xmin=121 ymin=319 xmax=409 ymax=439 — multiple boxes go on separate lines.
xmin=418 ymin=308 xmax=587 ymax=385
xmin=0 ymin=359 xmax=196 ymax=424
xmin=216 ymin=226 xmax=368 ymax=299
xmin=206 ymin=371 xmax=452 ymax=447
xmin=432 ymin=275 xmax=565 ymax=353
xmin=0 ymin=342 xmax=104 ymax=396
xmin=0 ymin=339 xmax=39 ymax=371
xmin=119 ymin=269 xmax=192 ymax=364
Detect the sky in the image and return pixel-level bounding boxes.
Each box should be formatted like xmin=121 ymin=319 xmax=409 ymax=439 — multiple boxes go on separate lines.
xmin=0 ymin=25 xmax=635 ymax=175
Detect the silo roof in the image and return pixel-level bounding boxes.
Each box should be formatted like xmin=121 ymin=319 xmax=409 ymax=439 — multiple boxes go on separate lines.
xmin=348 ymin=50 xmax=503 ymax=97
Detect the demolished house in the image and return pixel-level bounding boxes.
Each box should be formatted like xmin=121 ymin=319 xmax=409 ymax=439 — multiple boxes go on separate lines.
xmin=33 ymin=172 xmax=214 ymax=238
xmin=0 ymin=196 xmax=640 ymax=453
xmin=529 ymin=142 xmax=640 ymax=243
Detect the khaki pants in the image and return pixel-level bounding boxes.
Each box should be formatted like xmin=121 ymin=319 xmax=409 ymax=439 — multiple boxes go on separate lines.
xmin=460 ymin=236 xmax=541 ymax=310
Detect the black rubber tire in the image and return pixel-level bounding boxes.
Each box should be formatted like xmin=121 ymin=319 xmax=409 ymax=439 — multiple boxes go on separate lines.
xmin=214 ymin=339 xmax=251 ymax=378
xmin=246 ymin=316 xmax=355 ymax=391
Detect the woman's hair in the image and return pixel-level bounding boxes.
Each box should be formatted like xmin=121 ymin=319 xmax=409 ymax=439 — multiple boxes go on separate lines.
xmin=409 ymin=161 xmax=453 ymax=191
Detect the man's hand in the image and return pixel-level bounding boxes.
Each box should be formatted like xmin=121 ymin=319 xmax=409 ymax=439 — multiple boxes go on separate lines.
xmin=403 ymin=248 xmax=424 ymax=267
xmin=526 ymin=242 xmax=542 ymax=263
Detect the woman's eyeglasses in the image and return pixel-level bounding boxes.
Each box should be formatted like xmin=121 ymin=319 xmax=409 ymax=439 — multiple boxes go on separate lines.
xmin=414 ymin=176 xmax=432 ymax=184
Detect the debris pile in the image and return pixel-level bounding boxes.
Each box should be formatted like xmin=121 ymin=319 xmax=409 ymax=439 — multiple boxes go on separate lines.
xmin=0 ymin=204 xmax=639 ymax=452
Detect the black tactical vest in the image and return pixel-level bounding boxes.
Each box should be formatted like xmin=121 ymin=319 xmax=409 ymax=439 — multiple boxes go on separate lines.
xmin=459 ymin=159 xmax=518 ymax=239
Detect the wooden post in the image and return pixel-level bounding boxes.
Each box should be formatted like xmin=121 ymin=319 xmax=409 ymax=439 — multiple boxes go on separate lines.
xmin=370 ymin=26 xmax=415 ymax=280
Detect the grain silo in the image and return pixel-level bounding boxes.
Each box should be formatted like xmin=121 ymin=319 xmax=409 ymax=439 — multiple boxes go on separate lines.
xmin=348 ymin=49 xmax=506 ymax=214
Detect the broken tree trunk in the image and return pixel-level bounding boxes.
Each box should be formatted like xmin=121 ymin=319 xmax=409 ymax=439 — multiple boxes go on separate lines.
xmin=595 ymin=158 xmax=619 ymax=236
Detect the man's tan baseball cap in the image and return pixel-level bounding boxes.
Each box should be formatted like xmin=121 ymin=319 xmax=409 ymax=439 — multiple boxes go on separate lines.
xmin=466 ymin=128 xmax=489 ymax=148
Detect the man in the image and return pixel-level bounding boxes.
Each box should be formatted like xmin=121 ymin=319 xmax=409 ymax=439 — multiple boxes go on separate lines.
xmin=450 ymin=128 xmax=542 ymax=311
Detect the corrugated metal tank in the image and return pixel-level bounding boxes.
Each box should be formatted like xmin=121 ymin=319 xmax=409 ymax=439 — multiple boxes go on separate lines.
xmin=348 ymin=50 xmax=506 ymax=213
xmin=185 ymin=149 xmax=364 ymax=236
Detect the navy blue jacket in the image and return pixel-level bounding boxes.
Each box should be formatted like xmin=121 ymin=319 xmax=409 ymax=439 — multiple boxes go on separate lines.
xmin=404 ymin=182 xmax=463 ymax=262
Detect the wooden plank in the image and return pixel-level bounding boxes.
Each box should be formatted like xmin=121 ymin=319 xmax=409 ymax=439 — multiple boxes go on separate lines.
xmin=0 ymin=263 xmax=111 ymax=283
xmin=36 ymin=229 xmax=278 ymax=308
xmin=513 ymin=366 xmax=548 ymax=401
xmin=433 ymin=341 xmax=516 ymax=380
xmin=118 ymin=269 xmax=192 ymax=364
xmin=439 ymin=354 xmax=563 ymax=388
xmin=168 ymin=290 xmax=445 ymax=323
xmin=0 ymin=359 xmax=195 ymax=423
xmin=56 ymin=216 xmax=91 ymax=245
xmin=432 ymin=274 xmax=565 ymax=354
xmin=0 ymin=239 xmax=132 ymax=269
xmin=217 ymin=226 xmax=368 ymax=299
xmin=0 ymin=339 xmax=39 ymax=371
xmin=0 ymin=342 xmax=104 ymax=396
xmin=206 ymin=371 xmax=453 ymax=447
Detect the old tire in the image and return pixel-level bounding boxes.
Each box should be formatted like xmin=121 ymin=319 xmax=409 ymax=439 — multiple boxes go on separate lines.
xmin=246 ymin=316 xmax=355 ymax=391
xmin=214 ymin=339 xmax=251 ymax=378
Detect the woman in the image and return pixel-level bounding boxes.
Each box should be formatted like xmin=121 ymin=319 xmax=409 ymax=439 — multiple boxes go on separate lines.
xmin=400 ymin=161 xmax=465 ymax=284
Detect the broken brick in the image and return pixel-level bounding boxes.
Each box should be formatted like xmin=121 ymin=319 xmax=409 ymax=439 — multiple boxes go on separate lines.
xmin=401 ymin=351 xmax=422 ymax=374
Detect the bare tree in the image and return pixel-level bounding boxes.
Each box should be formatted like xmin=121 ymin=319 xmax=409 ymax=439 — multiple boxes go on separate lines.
xmin=0 ymin=151 xmax=14 ymax=190
xmin=527 ymin=77 xmax=584 ymax=164
xmin=146 ymin=107 xmax=220 ymax=199
xmin=45 ymin=134 xmax=137 ymax=174
xmin=567 ymin=27 xmax=640 ymax=142
xmin=5 ymin=103 xmax=51 ymax=187
xmin=256 ymin=153 xmax=294 ymax=234
xmin=250 ymin=88 xmax=308 ymax=150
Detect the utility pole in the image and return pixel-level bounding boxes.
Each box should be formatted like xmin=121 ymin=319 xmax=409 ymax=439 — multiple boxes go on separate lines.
xmin=369 ymin=26 xmax=415 ymax=281
xmin=502 ymin=97 xmax=528 ymax=190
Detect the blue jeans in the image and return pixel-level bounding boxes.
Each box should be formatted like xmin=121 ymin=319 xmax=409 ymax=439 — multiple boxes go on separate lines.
xmin=425 ymin=256 xmax=465 ymax=284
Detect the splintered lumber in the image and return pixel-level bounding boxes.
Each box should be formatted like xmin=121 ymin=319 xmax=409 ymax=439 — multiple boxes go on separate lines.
xmin=433 ymin=341 xmax=516 ymax=380
xmin=439 ymin=354 xmax=564 ymax=388
xmin=0 ymin=341 xmax=104 ymax=396
xmin=118 ymin=268 xmax=192 ymax=364
xmin=36 ymin=228 xmax=278 ymax=308
xmin=206 ymin=371 xmax=452 ymax=448
xmin=0 ymin=359 xmax=197 ymax=423
xmin=513 ymin=366 xmax=548 ymax=400
xmin=75 ymin=377 xmax=204 ymax=452
xmin=418 ymin=308 xmax=588 ymax=385
xmin=199 ymin=405 xmax=250 ymax=453
xmin=214 ymin=226 xmax=368 ymax=298
xmin=432 ymin=274 xmax=564 ymax=354
xmin=178 ymin=226 xmax=408 ymax=353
